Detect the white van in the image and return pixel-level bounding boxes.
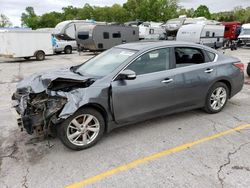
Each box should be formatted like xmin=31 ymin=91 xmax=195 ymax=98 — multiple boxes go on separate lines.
xmin=176 ymin=24 xmax=225 ymax=48
xmin=238 ymin=23 xmax=250 ymax=45
xmin=0 ymin=30 xmax=53 ymax=60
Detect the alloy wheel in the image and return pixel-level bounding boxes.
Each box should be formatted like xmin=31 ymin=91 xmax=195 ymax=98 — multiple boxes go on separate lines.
xmin=66 ymin=114 xmax=100 ymax=146
xmin=210 ymin=87 xmax=227 ymax=111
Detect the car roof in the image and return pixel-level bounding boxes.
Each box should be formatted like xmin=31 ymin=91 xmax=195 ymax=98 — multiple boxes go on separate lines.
xmin=115 ymin=41 xmax=209 ymax=51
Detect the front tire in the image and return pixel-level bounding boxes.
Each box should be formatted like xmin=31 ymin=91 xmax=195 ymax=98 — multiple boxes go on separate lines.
xmin=57 ymin=108 xmax=105 ymax=150
xmin=204 ymin=82 xmax=229 ymax=114
xmin=64 ymin=46 xmax=72 ymax=54
xmin=35 ymin=51 xmax=45 ymax=61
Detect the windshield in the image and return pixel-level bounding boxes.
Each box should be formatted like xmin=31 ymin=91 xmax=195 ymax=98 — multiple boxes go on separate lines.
xmin=76 ymin=48 xmax=136 ymax=77
xmin=241 ymin=28 xmax=250 ymax=35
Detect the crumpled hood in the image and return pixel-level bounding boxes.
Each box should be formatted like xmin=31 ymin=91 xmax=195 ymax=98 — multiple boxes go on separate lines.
xmin=16 ymin=67 xmax=93 ymax=94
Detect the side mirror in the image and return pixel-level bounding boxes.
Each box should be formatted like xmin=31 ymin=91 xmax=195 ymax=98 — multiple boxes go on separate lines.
xmin=118 ymin=69 xmax=136 ymax=80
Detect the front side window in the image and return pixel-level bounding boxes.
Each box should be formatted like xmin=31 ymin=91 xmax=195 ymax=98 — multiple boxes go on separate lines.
xmin=126 ymin=48 xmax=170 ymax=75
xmin=175 ymin=47 xmax=205 ymax=68
xmin=241 ymin=28 xmax=250 ymax=35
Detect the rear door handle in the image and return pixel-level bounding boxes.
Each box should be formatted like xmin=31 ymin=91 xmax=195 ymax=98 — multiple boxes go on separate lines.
xmin=205 ymin=68 xmax=214 ymax=73
xmin=161 ymin=78 xmax=173 ymax=83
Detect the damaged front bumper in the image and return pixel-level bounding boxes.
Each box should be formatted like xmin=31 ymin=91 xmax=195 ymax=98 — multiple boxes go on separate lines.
xmin=12 ymin=91 xmax=67 ymax=135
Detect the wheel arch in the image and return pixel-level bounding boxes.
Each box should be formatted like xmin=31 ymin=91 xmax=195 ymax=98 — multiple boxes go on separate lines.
xmin=34 ymin=50 xmax=45 ymax=56
xmin=212 ymin=79 xmax=232 ymax=98
xmin=64 ymin=45 xmax=72 ymax=50
xmin=80 ymin=103 xmax=109 ymax=132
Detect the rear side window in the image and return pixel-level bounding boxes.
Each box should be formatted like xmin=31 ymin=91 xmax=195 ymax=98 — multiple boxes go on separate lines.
xmin=175 ymin=47 xmax=205 ymax=68
xmin=206 ymin=51 xmax=216 ymax=61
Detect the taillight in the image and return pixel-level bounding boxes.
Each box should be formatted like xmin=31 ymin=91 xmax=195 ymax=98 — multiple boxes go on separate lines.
xmin=233 ymin=62 xmax=244 ymax=72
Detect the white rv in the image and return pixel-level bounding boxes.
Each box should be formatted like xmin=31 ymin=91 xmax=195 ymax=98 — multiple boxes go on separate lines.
xmin=164 ymin=15 xmax=221 ymax=38
xmin=139 ymin=22 xmax=166 ymax=39
xmin=0 ymin=30 xmax=53 ymax=60
xmin=238 ymin=23 xmax=250 ymax=45
xmin=176 ymin=24 xmax=225 ymax=48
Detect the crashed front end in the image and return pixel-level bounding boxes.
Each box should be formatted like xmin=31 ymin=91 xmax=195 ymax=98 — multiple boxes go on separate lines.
xmin=11 ymin=67 xmax=96 ymax=136
xmin=12 ymin=90 xmax=67 ymax=135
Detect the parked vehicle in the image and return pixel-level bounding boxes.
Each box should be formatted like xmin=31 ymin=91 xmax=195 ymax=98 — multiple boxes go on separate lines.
xmin=53 ymin=38 xmax=77 ymax=54
xmin=76 ymin=25 xmax=139 ymax=51
xmin=12 ymin=41 xmax=244 ymax=150
xmin=139 ymin=22 xmax=166 ymax=39
xmin=54 ymin=20 xmax=98 ymax=40
xmin=247 ymin=63 xmax=250 ymax=77
xmin=238 ymin=23 xmax=250 ymax=45
xmin=164 ymin=15 xmax=220 ymax=38
xmin=223 ymin=22 xmax=241 ymax=40
xmin=0 ymin=30 xmax=53 ymax=60
xmin=176 ymin=24 xmax=225 ymax=48
xmin=222 ymin=22 xmax=241 ymax=49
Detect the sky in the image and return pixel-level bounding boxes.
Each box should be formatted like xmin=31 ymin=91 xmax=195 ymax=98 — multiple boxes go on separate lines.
xmin=0 ymin=0 xmax=250 ymax=26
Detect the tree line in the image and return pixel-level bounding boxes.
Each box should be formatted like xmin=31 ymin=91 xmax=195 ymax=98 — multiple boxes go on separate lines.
xmin=1 ymin=0 xmax=250 ymax=29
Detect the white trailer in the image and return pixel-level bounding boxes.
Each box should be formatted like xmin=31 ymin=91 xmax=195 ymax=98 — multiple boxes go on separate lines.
xmin=139 ymin=22 xmax=166 ymax=40
xmin=76 ymin=25 xmax=139 ymax=51
xmin=0 ymin=30 xmax=53 ymax=60
xmin=176 ymin=24 xmax=225 ymax=48
xmin=54 ymin=20 xmax=104 ymax=40
xmin=238 ymin=23 xmax=250 ymax=45
xmin=164 ymin=15 xmax=221 ymax=38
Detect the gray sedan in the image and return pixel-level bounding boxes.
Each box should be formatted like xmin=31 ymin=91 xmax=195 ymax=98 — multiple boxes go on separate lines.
xmin=12 ymin=41 xmax=244 ymax=150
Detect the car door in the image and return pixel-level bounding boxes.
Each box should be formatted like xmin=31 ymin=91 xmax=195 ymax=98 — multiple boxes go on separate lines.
xmin=171 ymin=47 xmax=218 ymax=107
xmin=111 ymin=48 xmax=178 ymax=124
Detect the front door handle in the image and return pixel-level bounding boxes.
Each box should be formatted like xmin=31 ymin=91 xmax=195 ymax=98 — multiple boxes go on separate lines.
xmin=205 ymin=68 xmax=214 ymax=73
xmin=161 ymin=78 xmax=173 ymax=83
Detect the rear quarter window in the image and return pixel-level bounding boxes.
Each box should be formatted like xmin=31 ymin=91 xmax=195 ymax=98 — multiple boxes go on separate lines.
xmin=206 ymin=51 xmax=216 ymax=62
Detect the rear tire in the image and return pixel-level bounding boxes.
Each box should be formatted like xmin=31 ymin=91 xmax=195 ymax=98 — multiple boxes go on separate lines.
xmin=64 ymin=46 xmax=72 ymax=54
xmin=247 ymin=63 xmax=250 ymax=77
xmin=204 ymin=82 xmax=229 ymax=114
xmin=57 ymin=108 xmax=105 ymax=150
xmin=35 ymin=51 xmax=45 ymax=61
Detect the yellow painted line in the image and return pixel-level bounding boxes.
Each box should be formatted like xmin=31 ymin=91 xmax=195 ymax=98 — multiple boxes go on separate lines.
xmin=66 ymin=124 xmax=250 ymax=188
